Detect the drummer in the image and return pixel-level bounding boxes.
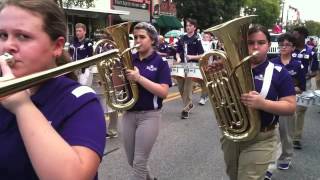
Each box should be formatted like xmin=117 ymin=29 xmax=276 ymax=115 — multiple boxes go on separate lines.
xmin=157 ymin=35 xmax=169 ymax=57
xmin=291 ymin=26 xmax=319 ymax=149
xmin=175 ymin=18 xmax=204 ymax=119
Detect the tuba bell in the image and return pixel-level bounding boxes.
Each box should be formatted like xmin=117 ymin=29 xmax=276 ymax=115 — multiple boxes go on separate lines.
xmin=199 ymin=15 xmax=260 ymax=142
xmin=94 ymin=22 xmax=139 ymax=111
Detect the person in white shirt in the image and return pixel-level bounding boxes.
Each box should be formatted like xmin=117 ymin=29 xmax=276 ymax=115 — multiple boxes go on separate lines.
xmin=199 ymin=32 xmax=214 ymax=105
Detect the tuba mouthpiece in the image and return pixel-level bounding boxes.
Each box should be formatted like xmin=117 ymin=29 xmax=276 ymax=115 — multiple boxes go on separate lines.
xmin=1 ymin=53 xmax=15 ymax=66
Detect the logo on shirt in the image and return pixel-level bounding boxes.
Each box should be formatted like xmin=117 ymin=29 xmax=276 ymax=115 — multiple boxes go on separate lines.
xmin=288 ymin=70 xmax=297 ymax=76
xmin=292 ymin=53 xmax=297 ymax=58
xmin=146 ymin=65 xmax=158 ymax=72
xmin=254 ymin=74 xmax=264 ymax=81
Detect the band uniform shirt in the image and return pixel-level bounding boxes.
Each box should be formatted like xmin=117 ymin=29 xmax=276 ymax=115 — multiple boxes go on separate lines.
xmin=157 ymin=42 xmax=169 ymax=56
xmin=128 ymin=51 xmax=172 ymax=111
xmin=176 ymin=33 xmax=204 ymax=63
xmin=201 ymin=40 xmax=214 ymax=53
xmin=271 ymin=56 xmax=306 ymax=91
xmin=252 ymin=60 xmax=295 ymax=128
xmin=69 ymin=38 xmax=93 ymax=61
xmin=0 ymin=76 xmax=106 ymax=179
xmin=292 ymin=44 xmax=319 ymax=76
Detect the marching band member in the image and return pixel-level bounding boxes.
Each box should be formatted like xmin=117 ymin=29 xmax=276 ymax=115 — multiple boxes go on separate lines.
xmin=175 ymin=18 xmax=204 ymax=119
xmin=0 ymin=0 xmax=106 ymax=179
xmin=291 ymin=26 xmax=319 ymax=149
xmin=213 ymin=24 xmax=296 ymax=180
xmin=122 ymin=22 xmax=171 ymax=180
xmin=157 ymin=35 xmax=169 ymax=57
xmin=199 ymin=32 xmax=214 ymax=105
xmin=266 ymin=33 xmax=306 ymax=177
xmin=68 ymin=23 xmax=94 ymax=86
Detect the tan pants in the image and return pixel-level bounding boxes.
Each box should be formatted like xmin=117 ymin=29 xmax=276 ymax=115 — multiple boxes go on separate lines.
xmin=107 ymin=111 xmax=118 ymax=132
xmin=199 ymin=80 xmax=208 ymax=98
xmin=221 ymin=129 xmax=277 ymax=180
xmin=176 ymin=77 xmax=193 ymax=108
xmin=293 ymin=106 xmax=307 ymax=141
xmin=278 ymin=115 xmax=294 ymax=163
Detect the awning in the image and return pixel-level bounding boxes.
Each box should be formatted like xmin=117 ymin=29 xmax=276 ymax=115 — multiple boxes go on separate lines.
xmin=65 ymin=7 xmax=130 ymax=15
xmin=154 ymin=15 xmax=182 ymax=29
xmin=64 ymin=7 xmax=130 ymax=18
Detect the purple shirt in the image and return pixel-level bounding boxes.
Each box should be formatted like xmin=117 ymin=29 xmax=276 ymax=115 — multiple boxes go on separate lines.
xmin=0 ymin=76 xmax=106 ymax=179
xmin=176 ymin=34 xmax=204 ymax=63
xmin=157 ymin=42 xmax=169 ymax=55
xmin=252 ymin=60 xmax=295 ymax=128
xmin=292 ymin=45 xmax=319 ymax=75
xmin=129 ymin=51 xmax=172 ymax=111
xmin=270 ymin=56 xmax=306 ymax=91
xmin=69 ymin=38 xmax=93 ymax=60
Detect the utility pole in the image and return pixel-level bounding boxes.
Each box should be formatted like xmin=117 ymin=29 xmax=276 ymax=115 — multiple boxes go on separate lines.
xmin=281 ymin=0 xmax=285 ymax=24
xmin=150 ymin=0 xmax=153 ymax=23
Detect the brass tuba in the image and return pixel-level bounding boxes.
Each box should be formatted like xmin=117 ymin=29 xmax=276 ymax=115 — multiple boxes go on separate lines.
xmin=94 ymin=22 xmax=139 ymax=111
xmin=199 ymin=16 xmax=260 ymax=142
xmin=0 ymin=22 xmax=138 ymax=111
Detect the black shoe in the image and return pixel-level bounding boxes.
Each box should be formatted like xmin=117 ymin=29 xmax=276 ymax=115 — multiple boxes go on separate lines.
xmin=181 ymin=111 xmax=189 ymax=119
xmin=293 ymin=140 xmax=302 ymax=149
xmin=264 ymin=170 xmax=272 ymax=180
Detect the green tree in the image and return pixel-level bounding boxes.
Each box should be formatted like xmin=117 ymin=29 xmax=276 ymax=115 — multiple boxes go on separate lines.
xmin=174 ymin=0 xmax=246 ymax=30
xmin=54 ymin=0 xmax=94 ymax=8
xmin=305 ymin=20 xmax=320 ymax=36
xmin=243 ymin=0 xmax=280 ymax=28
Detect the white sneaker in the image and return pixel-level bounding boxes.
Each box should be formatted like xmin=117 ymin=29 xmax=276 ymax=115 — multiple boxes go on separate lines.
xmin=199 ymin=96 xmax=209 ymax=105
xmin=199 ymin=98 xmax=206 ymax=105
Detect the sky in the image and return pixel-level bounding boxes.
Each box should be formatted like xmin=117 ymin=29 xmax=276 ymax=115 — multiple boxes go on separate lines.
xmin=284 ymin=0 xmax=320 ymax=22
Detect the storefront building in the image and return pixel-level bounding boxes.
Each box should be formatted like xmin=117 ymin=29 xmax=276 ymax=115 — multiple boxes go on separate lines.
xmin=63 ymin=0 xmax=129 ymax=42
xmin=111 ymin=0 xmax=181 ymax=34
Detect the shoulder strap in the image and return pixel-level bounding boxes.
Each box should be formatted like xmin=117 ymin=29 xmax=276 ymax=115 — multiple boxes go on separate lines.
xmin=260 ymin=62 xmax=274 ymax=98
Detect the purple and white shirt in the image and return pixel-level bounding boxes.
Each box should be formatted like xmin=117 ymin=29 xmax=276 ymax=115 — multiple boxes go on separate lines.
xmin=129 ymin=51 xmax=172 ymax=111
xmin=252 ymin=60 xmax=295 ymax=128
xmin=0 ymin=76 xmax=106 ymax=179
xmin=270 ymin=56 xmax=306 ymax=91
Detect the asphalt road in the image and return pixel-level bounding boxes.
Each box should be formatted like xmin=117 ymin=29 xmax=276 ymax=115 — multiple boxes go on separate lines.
xmin=98 ymin=86 xmax=320 ymax=180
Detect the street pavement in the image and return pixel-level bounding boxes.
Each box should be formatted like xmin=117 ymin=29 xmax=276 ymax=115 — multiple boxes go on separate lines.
xmin=98 ymin=86 xmax=320 ymax=180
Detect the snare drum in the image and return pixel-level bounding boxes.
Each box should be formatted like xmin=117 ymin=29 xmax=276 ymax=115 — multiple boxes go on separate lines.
xmin=171 ymin=64 xmax=185 ymax=78
xmin=186 ymin=63 xmax=203 ymax=81
xmin=313 ymin=90 xmax=320 ymax=106
xmin=296 ymin=91 xmax=315 ymax=107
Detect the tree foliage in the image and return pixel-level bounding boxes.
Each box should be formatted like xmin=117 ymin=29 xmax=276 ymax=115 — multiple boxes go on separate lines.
xmin=174 ymin=0 xmax=246 ymax=30
xmin=54 ymin=0 xmax=95 ymax=8
xmin=304 ymin=20 xmax=320 ymax=36
xmin=243 ymin=0 xmax=280 ymax=28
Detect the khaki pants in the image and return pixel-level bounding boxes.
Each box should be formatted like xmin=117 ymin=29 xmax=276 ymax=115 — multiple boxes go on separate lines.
xmin=199 ymin=80 xmax=208 ymax=98
xmin=176 ymin=77 xmax=193 ymax=108
xmin=293 ymin=78 xmax=312 ymax=141
xmin=293 ymin=106 xmax=307 ymax=141
xmin=278 ymin=115 xmax=294 ymax=164
xmin=221 ymin=129 xmax=277 ymax=180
